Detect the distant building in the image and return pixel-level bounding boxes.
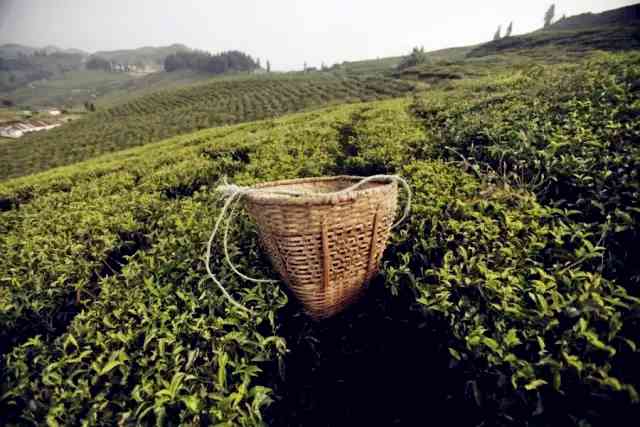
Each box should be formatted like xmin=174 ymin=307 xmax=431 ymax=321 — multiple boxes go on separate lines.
xmin=48 ymin=109 xmax=61 ymax=116
xmin=0 ymin=128 xmax=23 ymax=138
xmin=0 ymin=120 xmax=61 ymax=138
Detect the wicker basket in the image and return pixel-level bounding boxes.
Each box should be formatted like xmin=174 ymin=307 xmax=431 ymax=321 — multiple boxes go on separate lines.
xmin=244 ymin=176 xmax=399 ymax=319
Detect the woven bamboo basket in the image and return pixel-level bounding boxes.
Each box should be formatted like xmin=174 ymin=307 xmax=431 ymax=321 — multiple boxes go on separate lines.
xmin=244 ymin=176 xmax=399 ymax=319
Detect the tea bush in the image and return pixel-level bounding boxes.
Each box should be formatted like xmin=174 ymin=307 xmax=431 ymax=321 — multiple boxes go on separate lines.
xmin=1 ymin=53 xmax=639 ymax=425
xmin=410 ymin=53 xmax=640 ymax=293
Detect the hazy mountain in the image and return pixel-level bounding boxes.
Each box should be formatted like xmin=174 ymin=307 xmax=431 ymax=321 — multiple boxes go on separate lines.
xmin=0 ymin=44 xmax=38 ymax=58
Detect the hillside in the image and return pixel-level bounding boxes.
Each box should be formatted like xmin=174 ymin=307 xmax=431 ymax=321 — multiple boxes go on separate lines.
xmin=0 ymin=51 xmax=86 ymax=93
xmin=0 ymin=52 xmax=638 ymax=426
xmin=0 ymin=75 xmax=415 ymax=180
xmin=0 ymin=44 xmax=38 ymax=58
xmin=333 ymin=4 xmax=640 ymax=75
xmin=468 ymin=4 xmax=640 ymax=58
xmin=1 ymin=45 xmax=267 ymax=109
xmin=333 ymin=45 xmax=476 ymax=75
xmin=549 ymin=3 xmax=640 ymax=30
xmin=2 ymin=69 xmax=218 ymax=109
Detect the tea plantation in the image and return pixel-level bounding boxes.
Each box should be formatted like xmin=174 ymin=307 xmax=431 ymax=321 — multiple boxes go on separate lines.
xmin=1 ymin=51 xmax=639 ymax=425
xmin=0 ymin=75 xmax=415 ymax=181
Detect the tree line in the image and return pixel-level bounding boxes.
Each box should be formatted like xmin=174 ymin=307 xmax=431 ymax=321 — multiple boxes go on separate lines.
xmin=85 ymin=56 xmax=111 ymax=71
xmin=164 ymin=50 xmax=260 ymax=74
xmin=0 ymin=51 xmax=85 ymax=92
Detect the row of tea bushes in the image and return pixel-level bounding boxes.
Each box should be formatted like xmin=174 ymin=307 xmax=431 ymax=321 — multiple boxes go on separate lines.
xmin=0 ymin=76 xmax=415 ymax=180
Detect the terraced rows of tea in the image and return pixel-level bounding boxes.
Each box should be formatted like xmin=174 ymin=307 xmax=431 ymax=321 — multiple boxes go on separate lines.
xmin=1 ymin=52 xmax=639 ymax=426
xmin=0 ymin=76 xmax=414 ymax=181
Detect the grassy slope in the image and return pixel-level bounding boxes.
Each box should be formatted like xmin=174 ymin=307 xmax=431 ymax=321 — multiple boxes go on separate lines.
xmin=467 ymin=25 xmax=640 ymax=58
xmin=2 ymin=69 xmax=223 ymax=109
xmin=395 ymin=47 xmax=594 ymax=85
xmin=336 ymin=4 xmax=639 ymax=78
xmin=0 ymin=75 xmax=415 ymax=180
xmin=4 ymin=70 xmax=136 ymax=108
xmin=1 ymin=52 xmax=639 ymax=426
xmin=335 ymin=45 xmax=476 ymax=75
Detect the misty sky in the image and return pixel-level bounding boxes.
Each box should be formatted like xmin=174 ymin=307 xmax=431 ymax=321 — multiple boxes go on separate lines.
xmin=0 ymin=0 xmax=637 ymax=70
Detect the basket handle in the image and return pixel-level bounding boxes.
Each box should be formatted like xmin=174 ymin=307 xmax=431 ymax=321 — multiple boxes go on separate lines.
xmin=334 ymin=174 xmax=411 ymax=229
xmin=367 ymin=204 xmax=382 ymax=277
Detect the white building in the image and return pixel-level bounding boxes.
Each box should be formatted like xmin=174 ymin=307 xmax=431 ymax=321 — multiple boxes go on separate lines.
xmin=0 ymin=128 xmax=23 ymax=138
xmin=0 ymin=120 xmax=61 ymax=138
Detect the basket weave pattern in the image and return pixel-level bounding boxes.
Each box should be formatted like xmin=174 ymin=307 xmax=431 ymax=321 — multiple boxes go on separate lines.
xmin=245 ymin=176 xmax=398 ymax=319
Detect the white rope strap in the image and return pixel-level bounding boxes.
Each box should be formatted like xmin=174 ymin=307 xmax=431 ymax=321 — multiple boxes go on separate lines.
xmin=205 ymin=175 xmax=412 ymax=313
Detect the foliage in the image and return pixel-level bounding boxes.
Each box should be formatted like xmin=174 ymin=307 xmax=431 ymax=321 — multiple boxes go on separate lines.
xmin=164 ymin=50 xmax=258 ymax=74
xmin=397 ymin=47 xmax=429 ymax=70
xmin=410 ymin=52 xmax=640 ymax=292
xmin=0 ymin=51 xmax=85 ymax=92
xmin=545 ymin=4 xmax=556 ymax=28
xmin=86 ymin=56 xmax=112 ymax=71
xmin=0 ymin=49 xmax=639 ymax=426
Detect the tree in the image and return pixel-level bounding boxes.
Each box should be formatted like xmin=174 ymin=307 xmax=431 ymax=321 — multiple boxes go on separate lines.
xmin=397 ymin=46 xmax=428 ymax=70
xmin=266 ymin=60 xmax=271 ymax=72
xmin=506 ymin=21 xmax=513 ymax=37
xmin=164 ymin=50 xmax=259 ymax=74
xmin=2 ymin=99 xmax=14 ymax=107
xmin=86 ymin=56 xmax=111 ymax=71
xmin=544 ymin=4 xmax=555 ymax=28
xmin=493 ymin=25 xmax=502 ymax=41
xmin=304 ymin=61 xmax=307 ymax=72
xmin=256 ymin=58 xmax=261 ymax=69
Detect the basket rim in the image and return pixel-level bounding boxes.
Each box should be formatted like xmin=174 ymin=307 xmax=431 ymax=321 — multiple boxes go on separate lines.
xmin=244 ymin=175 xmax=397 ymax=206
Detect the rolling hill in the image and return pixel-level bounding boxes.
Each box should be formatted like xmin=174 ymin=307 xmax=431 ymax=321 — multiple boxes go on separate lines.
xmin=333 ymin=3 xmax=640 ymax=75
xmin=0 ymin=75 xmax=415 ymax=180
xmin=2 ymin=68 xmax=219 ymax=109
xmin=549 ymin=2 xmax=640 ymax=30
xmin=467 ymin=3 xmax=640 ymax=57
xmin=0 ymin=44 xmax=212 ymax=109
